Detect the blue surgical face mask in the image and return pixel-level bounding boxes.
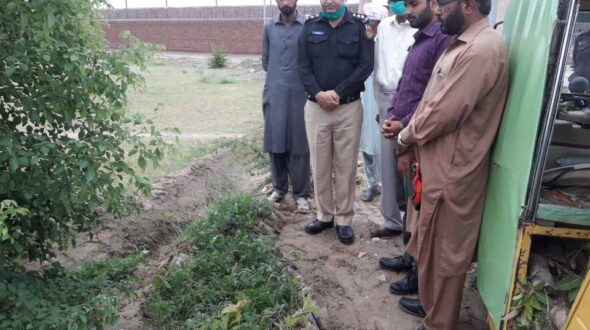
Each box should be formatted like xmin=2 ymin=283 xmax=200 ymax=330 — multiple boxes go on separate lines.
xmin=389 ymin=1 xmax=406 ymax=16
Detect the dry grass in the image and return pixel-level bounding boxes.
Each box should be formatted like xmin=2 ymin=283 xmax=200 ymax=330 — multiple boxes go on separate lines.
xmin=126 ymin=56 xmax=264 ymax=137
xmin=124 ymin=55 xmax=267 ymax=178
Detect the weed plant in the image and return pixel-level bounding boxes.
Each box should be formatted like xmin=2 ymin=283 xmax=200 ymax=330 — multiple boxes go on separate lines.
xmin=144 ymin=194 xmax=301 ymax=329
xmin=0 ymin=255 xmax=143 ymax=329
xmin=209 ymin=47 xmax=227 ymax=69
xmin=219 ymin=137 xmax=270 ymax=171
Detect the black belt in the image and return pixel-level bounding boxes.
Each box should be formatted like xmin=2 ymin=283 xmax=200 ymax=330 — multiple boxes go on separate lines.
xmin=307 ymin=94 xmax=361 ymax=105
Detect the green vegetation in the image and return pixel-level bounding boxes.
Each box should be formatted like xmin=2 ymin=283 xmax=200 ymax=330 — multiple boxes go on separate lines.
xmin=0 ymin=0 xmax=167 ymax=261
xmin=208 ymin=46 xmax=227 ymax=69
xmin=133 ymin=136 xmax=269 ymax=180
xmin=144 ymin=194 xmax=305 ymax=329
xmin=0 ymin=254 xmax=143 ymax=329
xmin=199 ymin=75 xmax=235 ymax=84
xmin=505 ymin=281 xmax=552 ymax=329
xmin=554 ymin=242 xmax=590 ymax=303
xmin=505 ymin=243 xmax=590 ymax=329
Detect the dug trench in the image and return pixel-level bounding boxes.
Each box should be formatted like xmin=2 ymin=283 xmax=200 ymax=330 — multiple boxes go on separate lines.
xmin=40 ymin=148 xmax=488 ymax=329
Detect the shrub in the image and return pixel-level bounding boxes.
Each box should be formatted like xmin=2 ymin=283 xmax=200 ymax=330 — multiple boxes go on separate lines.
xmin=208 ymin=46 xmax=227 ymax=69
xmin=0 ymin=0 xmax=167 ymax=261
xmin=0 ymin=254 xmax=143 ymax=329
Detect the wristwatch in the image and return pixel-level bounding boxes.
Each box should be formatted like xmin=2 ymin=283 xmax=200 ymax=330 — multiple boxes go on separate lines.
xmin=398 ymin=135 xmax=409 ymax=148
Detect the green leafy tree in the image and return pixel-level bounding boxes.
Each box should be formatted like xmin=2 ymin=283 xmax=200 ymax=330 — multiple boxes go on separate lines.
xmin=0 ymin=0 xmax=167 ymax=261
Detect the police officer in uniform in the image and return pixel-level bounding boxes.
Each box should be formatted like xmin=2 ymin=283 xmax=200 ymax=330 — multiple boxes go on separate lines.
xmin=298 ymin=0 xmax=374 ymax=244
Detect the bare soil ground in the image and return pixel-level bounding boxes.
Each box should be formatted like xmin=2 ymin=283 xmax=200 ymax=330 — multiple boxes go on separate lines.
xmin=42 ymin=55 xmax=490 ymax=329
xmin=46 ymin=150 xmax=488 ymax=330
xmin=273 ymin=163 xmax=489 ymax=330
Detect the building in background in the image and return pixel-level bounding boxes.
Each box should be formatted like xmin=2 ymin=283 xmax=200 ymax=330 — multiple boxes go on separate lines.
xmin=102 ymin=0 xmax=508 ymax=55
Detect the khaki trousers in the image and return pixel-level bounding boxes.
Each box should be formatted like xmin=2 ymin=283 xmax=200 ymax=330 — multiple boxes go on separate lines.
xmin=305 ymin=100 xmax=363 ymax=226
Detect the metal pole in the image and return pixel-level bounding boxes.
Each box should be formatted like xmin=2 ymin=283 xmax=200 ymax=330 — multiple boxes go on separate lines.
xmin=263 ymin=0 xmax=266 ymax=28
xmin=523 ymin=0 xmax=578 ymax=221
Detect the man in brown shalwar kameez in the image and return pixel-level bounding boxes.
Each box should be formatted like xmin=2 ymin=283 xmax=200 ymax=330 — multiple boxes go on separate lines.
xmin=394 ymin=0 xmax=509 ymax=329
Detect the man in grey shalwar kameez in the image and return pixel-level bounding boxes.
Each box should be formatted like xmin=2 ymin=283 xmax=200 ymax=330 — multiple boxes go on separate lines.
xmin=262 ymin=0 xmax=310 ymax=212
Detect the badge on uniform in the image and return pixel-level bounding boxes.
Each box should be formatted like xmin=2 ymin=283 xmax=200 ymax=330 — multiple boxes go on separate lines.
xmin=352 ymin=13 xmax=375 ymax=40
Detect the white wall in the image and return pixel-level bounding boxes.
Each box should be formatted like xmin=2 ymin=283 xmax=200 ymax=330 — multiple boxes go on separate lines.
xmin=108 ymin=0 xmax=360 ymax=8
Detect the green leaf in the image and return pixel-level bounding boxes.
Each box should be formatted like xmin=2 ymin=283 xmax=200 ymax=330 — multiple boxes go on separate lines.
xmin=9 ymin=158 xmax=19 ymax=171
xmin=137 ymin=155 xmax=146 ymax=170
xmin=529 ymin=297 xmax=543 ymax=311
xmin=534 ymin=291 xmax=549 ymax=306
xmin=85 ymin=168 xmax=96 ymax=182
xmin=6 ymin=66 xmax=16 ymax=76
xmin=47 ymin=12 xmax=56 ymax=28
xmin=568 ymin=288 xmax=580 ymax=303
xmin=533 ymin=281 xmax=545 ymax=291
xmin=556 ymin=275 xmax=581 ymax=291
xmin=43 ymin=54 xmax=51 ymax=62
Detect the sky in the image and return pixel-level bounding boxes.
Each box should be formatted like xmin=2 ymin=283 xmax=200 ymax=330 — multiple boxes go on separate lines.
xmin=108 ymin=0 xmax=359 ymax=8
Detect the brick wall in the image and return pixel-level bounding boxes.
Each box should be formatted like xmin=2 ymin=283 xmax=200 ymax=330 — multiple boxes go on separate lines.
xmin=102 ymin=5 xmax=358 ymax=54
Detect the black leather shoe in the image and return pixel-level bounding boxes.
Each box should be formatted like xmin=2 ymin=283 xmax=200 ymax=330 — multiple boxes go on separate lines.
xmin=398 ymin=297 xmax=426 ymax=318
xmin=389 ymin=268 xmax=418 ymax=295
xmin=305 ymin=219 xmax=334 ymax=234
xmin=336 ymin=225 xmax=355 ymax=244
xmin=417 ymin=325 xmax=426 ymax=330
xmin=370 ymin=227 xmax=402 ymax=238
xmin=379 ymin=255 xmax=413 ymax=273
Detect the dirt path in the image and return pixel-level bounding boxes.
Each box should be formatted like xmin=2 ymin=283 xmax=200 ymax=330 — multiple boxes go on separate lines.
xmin=274 ymin=164 xmax=489 ymax=330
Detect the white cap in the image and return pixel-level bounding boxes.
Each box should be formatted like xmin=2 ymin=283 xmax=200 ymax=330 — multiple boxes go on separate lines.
xmin=363 ymin=3 xmax=388 ymax=21
xmin=372 ymin=0 xmax=389 ymax=7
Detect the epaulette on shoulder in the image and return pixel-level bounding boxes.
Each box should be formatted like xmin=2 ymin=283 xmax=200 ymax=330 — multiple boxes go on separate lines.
xmin=351 ymin=12 xmax=369 ymax=24
xmin=305 ymin=13 xmax=320 ymax=21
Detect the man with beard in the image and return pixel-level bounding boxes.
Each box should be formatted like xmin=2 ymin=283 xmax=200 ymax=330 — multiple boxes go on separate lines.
xmin=262 ymin=0 xmax=310 ymax=213
xmin=395 ymin=0 xmax=509 ymax=328
xmin=378 ymin=0 xmax=451 ymax=304
xmin=298 ymin=0 xmax=373 ymax=244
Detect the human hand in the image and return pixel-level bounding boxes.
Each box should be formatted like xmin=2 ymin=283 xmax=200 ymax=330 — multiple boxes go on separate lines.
xmin=381 ymin=118 xmax=403 ymax=139
xmin=395 ymin=141 xmax=410 ymax=156
xmin=315 ymin=91 xmax=339 ymax=111
xmin=397 ymin=151 xmax=415 ymax=179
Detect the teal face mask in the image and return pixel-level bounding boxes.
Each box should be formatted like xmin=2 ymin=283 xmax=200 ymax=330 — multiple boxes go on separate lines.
xmin=389 ymin=1 xmax=406 ymax=16
xmin=322 ymin=6 xmax=346 ymax=20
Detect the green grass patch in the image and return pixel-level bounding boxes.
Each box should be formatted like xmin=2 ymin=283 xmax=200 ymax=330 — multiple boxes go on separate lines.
xmin=199 ymin=75 xmax=235 ymax=84
xmin=144 ymin=194 xmax=305 ymax=329
xmin=219 ymin=136 xmax=269 ymax=171
xmin=126 ymin=62 xmax=263 ymax=137
xmin=0 ymin=254 xmax=143 ymax=329
xmin=131 ymin=135 xmax=269 ymax=180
